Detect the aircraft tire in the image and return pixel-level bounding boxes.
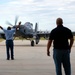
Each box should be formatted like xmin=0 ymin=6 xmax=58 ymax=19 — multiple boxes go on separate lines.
xmin=36 ymin=42 xmax=38 ymax=44
xmin=31 ymin=40 xmax=34 ymax=46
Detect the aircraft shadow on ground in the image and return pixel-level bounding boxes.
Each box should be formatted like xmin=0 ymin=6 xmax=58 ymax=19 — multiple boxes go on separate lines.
xmin=1 ymin=44 xmax=75 ymax=47
xmin=15 ymin=44 xmax=47 ymax=47
xmin=0 ymin=44 xmax=47 ymax=47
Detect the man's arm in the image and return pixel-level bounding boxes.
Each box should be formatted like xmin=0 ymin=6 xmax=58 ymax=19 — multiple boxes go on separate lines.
xmin=16 ymin=21 xmax=21 ymax=28
xmin=69 ymin=37 xmax=74 ymax=52
xmin=47 ymin=40 xmax=52 ymax=56
xmin=0 ymin=26 xmax=3 ymax=30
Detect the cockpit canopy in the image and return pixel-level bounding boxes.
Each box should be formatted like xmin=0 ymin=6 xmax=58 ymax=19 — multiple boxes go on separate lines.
xmin=24 ymin=22 xmax=33 ymax=29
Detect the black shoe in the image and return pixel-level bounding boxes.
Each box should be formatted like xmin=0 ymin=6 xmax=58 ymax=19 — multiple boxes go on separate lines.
xmin=7 ymin=58 xmax=10 ymax=60
xmin=11 ymin=58 xmax=14 ymax=60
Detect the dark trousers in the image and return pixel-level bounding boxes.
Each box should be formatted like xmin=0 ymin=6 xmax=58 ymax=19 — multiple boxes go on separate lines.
xmin=53 ymin=49 xmax=71 ymax=75
xmin=6 ymin=40 xmax=14 ymax=59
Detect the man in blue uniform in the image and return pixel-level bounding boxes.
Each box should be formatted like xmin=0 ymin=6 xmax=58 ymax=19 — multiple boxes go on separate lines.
xmin=0 ymin=21 xmax=21 ymax=60
xmin=47 ymin=18 xmax=74 ymax=75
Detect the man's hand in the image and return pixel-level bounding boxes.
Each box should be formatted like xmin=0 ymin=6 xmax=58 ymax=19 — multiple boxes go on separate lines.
xmin=0 ymin=26 xmax=2 ymax=28
xmin=19 ymin=21 xmax=21 ymax=25
xmin=47 ymin=51 xmax=50 ymax=56
xmin=47 ymin=40 xmax=52 ymax=56
xmin=16 ymin=21 xmax=21 ymax=28
xmin=0 ymin=26 xmax=3 ymax=30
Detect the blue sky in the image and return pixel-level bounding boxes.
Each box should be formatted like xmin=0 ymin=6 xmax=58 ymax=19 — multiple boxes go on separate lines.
xmin=0 ymin=0 xmax=75 ymax=31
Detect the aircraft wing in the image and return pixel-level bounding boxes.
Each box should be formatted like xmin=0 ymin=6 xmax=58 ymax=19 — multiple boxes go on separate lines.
xmin=36 ymin=31 xmax=50 ymax=39
xmin=36 ymin=31 xmax=75 ymax=40
xmin=0 ymin=29 xmax=75 ymax=40
xmin=0 ymin=32 xmax=5 ymax=39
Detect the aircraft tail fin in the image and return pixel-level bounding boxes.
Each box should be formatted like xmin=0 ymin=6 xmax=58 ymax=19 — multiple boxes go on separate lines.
xmin=35 ymin=23 xmax=38 ymax=32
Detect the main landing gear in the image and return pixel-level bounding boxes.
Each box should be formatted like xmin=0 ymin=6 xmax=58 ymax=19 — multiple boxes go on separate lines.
xmin=31 ymin=39 xmax=39 ymax=46
xmin=31 ymin=40 xmax=34 ymax=46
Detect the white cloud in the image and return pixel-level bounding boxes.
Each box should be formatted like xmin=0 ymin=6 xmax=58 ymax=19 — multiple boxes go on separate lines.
xmin=0 ymin=0 xmax=75 ymax=31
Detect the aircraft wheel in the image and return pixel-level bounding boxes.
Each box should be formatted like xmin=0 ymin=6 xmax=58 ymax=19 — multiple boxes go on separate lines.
xmin=36 ymin=39 xmax=39 ymax=44
xmin=31 ymin=40 xmax=34 ymax=46
xmin=36 ymin=42 xmax=38 ymax=44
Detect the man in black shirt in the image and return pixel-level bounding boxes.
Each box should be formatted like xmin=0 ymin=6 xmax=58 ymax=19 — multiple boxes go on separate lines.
xmin=47 ymin=18 xmax=74 ymax=75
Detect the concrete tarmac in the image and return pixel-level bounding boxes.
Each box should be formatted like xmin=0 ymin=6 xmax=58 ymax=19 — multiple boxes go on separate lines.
xmin=0 ymin=40 xmax=75 ymax=75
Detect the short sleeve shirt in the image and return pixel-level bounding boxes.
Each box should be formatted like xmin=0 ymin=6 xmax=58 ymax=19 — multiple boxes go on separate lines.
xmin=3 ymin=28 xmax=16 ymax=40
xmin=49 ymin=25 xmax=73 ymax=50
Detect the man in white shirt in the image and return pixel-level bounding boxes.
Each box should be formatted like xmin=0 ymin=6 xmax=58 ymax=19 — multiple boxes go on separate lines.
xmin=0 ymin=21 xmax=21 ymax=60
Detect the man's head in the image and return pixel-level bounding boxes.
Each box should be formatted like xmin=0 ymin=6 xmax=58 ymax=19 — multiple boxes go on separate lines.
xmin=7 ymin=26 xmax=11 ymax=30
xmin=56 ymin=18 xmax=63 ymax=26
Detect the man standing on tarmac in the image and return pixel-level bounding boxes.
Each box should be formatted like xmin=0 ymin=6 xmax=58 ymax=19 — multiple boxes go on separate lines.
xmin=0 ymin=21 xmax=21 ymax=60
xmin=47 ymin=18 xmax=74 ymax=75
